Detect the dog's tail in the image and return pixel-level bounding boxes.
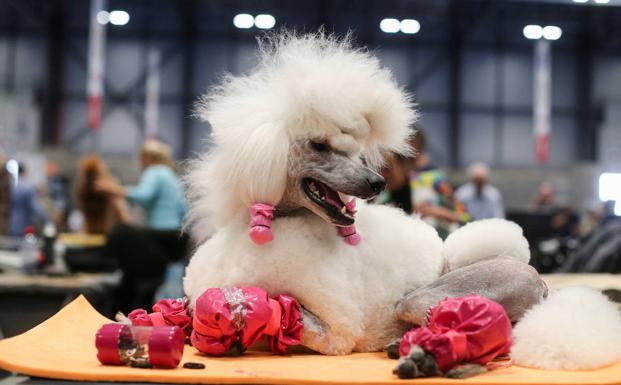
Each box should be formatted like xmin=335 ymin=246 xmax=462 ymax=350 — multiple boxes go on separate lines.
xmin=511 ymin=286 xmax=621 ymax=370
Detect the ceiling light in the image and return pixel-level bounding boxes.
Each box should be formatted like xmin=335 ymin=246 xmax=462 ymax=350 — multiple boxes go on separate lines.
xmin=400 ymin=19 xmax=420 ymax=34
xmin=233 ymin=13 xmax=254 ymax=29
xmin=380 ymin=18 xmax=400 ymax=33
xmin=523 ymin=24 xmax=543 ymax=40
xmin=254 ymin=14 xmax=276 ymax=29
xmin=109 ymin=10 xmax=130 ymax=26
xmin=96 ymin=10 xmax=109 ymax=25
xmin=542 ymin=25 xmax=562 ymax=40
xmin=572 ymin=0 xmax=589 ymax=3
xmin=594 ymin=0 xmax=610 ymax=4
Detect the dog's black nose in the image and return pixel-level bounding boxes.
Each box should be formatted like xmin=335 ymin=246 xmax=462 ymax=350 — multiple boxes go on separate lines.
xmin=367 ymin=175 xmax=386 ymax=194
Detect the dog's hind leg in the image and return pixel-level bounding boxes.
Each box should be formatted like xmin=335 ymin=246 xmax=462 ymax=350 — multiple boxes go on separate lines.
xmin=396 ymin=257 xmax=547 ymax=324
xmin=300 ymin=308 xmax=356 ymax=355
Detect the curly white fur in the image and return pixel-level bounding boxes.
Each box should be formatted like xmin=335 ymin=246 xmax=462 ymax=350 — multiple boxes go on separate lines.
xmin=512 ymin=287 xmax=621 ymax=370
xmin=184 ymin=31 xmax=536 ymax=355
xmin=442 ymin=219 xmax=530 ymax=272
xmin=186 ymin=32 xmax=416 ymax=240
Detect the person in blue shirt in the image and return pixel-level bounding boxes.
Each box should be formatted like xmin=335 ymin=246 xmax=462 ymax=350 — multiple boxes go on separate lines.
xmin=96 ymin=139 xmax=189 ymax=312
xmin=96 ymin=139 xmax=187 ymax=229
xmin=455 ymin=162 xmax=505 ymax=221
xmin=8 ymin=164 xmax=50 ymax=236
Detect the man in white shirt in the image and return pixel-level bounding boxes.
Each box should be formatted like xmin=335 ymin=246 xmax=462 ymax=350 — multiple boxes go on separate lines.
xmin=456 ymin=162 xmax=505 ymax=220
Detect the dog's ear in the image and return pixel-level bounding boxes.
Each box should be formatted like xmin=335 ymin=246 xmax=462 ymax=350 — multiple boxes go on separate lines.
xmin=225 ymin=122 xmax=290 ymax=210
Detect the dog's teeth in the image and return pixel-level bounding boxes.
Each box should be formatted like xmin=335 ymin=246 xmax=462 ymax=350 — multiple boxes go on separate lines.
xmin=340 ymin=206 xmax=347 ymax=214
xmin=338 ymin=192 xmax=351 ymax=204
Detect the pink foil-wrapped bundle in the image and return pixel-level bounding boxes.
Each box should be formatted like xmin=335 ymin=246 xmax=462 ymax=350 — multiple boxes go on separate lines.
xmin=399 ymin=295 xmax=512 ymax=372
xmin=191 ymin=287 xmax=303 ymax=356
xmin=128 ymin=297 xmax=192 ymax=337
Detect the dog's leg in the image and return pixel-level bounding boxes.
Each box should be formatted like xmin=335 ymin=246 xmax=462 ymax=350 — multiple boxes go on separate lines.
xmin=445 ymin=364 xmax=487 ymax=379
xmin=300 ymin=308 xmax=355 ymax=355
xmin=393 ymin=345 xmax=442 ymax=378
xmin=396 ymin=257 xmax=547 ymax=324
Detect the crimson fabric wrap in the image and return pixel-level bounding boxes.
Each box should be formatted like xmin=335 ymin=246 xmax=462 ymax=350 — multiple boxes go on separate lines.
xmin=191 ymin=287 xmax=304 ymax=356
xmin=127 ymin=298 xmax=193 ymax=337
xmin=266 ymin=294 xmax=304 ymax=354
xmin=399 ymin=295 xmax=512 ymax=372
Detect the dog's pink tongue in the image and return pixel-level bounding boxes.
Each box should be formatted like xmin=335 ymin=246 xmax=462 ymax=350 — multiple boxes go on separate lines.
xmin=318 ymin=183 xmax=343 ymax=209
xmin=346 ymin=198 xmax=356 ymax=213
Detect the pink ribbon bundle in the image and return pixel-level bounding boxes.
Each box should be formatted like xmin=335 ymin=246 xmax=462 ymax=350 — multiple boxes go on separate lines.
xmin=191 ymin=287 xmax=304 ymax=356
xmin=128 ymin=287 xmax=304 ymax=356
xmin=128 ymin=297 xmax=193 ymax=337
xmin=399 ymin=295 xmax=512 ymax=372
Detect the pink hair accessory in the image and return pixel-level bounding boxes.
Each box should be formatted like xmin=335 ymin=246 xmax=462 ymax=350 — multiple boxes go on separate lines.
xmin=337 ymin=198 xmax=360 ymax=246
xmin=249 ymin=203 xmax=275 ymax=245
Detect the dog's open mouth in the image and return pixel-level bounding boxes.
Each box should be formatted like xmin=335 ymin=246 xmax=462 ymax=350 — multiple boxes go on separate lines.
xmin=302 ymin=178 xmax=355 ymax=226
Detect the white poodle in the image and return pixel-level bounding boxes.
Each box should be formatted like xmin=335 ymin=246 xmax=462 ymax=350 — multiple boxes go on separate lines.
xmin=183 ymin=32 xmax=621 ymax=366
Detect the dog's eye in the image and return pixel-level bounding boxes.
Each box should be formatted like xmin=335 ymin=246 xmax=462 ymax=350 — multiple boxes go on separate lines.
xmin=311 ymin=141 xmax=329 ymax=152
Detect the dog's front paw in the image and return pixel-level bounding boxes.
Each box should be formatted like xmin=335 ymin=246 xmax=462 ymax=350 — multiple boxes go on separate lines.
xmin=300 ymin=308 xmax=355 ymax=355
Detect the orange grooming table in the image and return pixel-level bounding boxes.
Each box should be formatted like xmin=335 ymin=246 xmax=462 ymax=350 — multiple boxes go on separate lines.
xmin=0 ymin=296 xmax=620 ymax=385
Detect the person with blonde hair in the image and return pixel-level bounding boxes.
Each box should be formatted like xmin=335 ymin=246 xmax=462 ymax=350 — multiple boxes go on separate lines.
xmin=96 ymin=139 xmax=188 ymax=311
xmin=96 ymin=139 xmax=186 ymax=229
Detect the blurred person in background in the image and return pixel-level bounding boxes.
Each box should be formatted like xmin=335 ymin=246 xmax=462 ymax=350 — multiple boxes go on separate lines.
xmin=95 ymin=139 xmax=189 ymax=312
xmin=531 ymin=181 xmax=557 ymax=213
xmin=8 ymin=163 xmax=50 ymax=236
xmin=76 ymin=154 xmax=129 ymax=234
xmin=377 ymin=152 xmax=412 ymax=214
xmin=455 ymin=162 xmax=504 ymax=220
xmin=0 ymin=156 xmax=10 ymax=235
xmin=95 ymin=139 xmax=186 ymax=230
xmin=409 ymin=130 xmax=470 ymax=239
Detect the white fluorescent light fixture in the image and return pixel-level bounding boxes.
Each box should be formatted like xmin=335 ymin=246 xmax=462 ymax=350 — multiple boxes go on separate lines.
xmin=523 ymin=24 xmax=543 ymax=39
xmin=254 ymin=14 xmax=276 ymax=29
xmin=380 ymin=18 xmax=400 ymax=33
xmin=96 ymin=10 xmax=110 ymax=25
xmin=573 ymin=0 xmax=589 ymax=3
xmin=109 ymin=10 xmax=130 ymax=26
xmin=595 ymin=0 xmax=610 ymax=4
xmin=542 ymin=25 xmax=562 ymax=40
xmin=599 ymin=173 xmax=621 ymax=202
xmin=400 ymin=19 xmax=421 ymax=34
xmin=233 ymin=13 xmax=254 ymax=29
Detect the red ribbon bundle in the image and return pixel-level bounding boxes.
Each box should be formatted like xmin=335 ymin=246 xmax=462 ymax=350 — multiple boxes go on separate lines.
xmin=127 ymin=287 xmax=303 ymax=356
xmin=128 ymin=297 xmax=193 ymax=337
xmin=190 ymin=287 xmax=303 ymax=356
xmin=399 ymin=295 xmax=512 ymax=372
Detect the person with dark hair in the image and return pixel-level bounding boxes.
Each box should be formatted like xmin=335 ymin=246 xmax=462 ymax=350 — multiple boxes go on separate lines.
xmin=0 ymin=156 xmax=10 ymax=235
xmin=95 ymin=140 xmax=189 ymax=312
xmin=76 ymin=154 xmax=129 ymax=234
xmin=408 ymin=130 xmax=470 ymax=238
xmin=378 ymin=152 xmax=413 ymax=214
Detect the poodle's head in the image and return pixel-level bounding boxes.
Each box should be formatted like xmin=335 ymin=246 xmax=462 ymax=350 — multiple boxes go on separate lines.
xmin=187 ymin=31 xmax=416 ymax=237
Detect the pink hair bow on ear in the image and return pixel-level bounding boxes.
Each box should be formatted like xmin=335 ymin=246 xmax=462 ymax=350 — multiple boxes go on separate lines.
xmin=337 ymin=198 xmax=361 ymax=246
xmin=249 ymin=203 xmax=275 ymax=245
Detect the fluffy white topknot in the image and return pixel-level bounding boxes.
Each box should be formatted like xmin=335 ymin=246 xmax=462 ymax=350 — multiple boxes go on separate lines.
xmin=185 ymin=31 xmax=416 ymax=240
xmin=511 ymin=286 xmax=621 ymax=370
